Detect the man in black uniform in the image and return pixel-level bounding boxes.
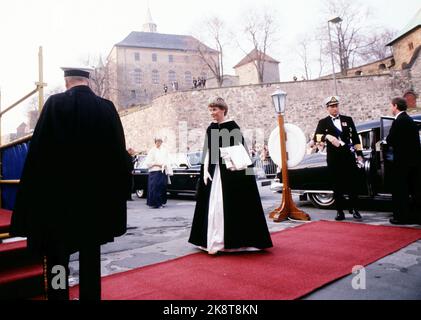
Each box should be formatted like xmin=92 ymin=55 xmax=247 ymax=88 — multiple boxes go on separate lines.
xmin=314 ymin=96 xmax=364 ymax=221
xmin=10 ymin=66 xmax=131 ymax=300
xmin=386 ymin=97 xmax=421 ymax=225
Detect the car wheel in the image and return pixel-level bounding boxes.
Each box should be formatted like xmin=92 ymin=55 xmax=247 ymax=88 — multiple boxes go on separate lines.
xmin=136 ymin=189 xmax=146 ymax=198
xmin=308 ymin=193 xmax=335 ymax=209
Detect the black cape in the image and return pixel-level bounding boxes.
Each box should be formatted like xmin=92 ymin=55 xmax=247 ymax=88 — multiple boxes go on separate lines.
xmin=10 ymin=86 xmax=131 ymax=254
xmin=188 ymin=120 xmax=273 ymax=249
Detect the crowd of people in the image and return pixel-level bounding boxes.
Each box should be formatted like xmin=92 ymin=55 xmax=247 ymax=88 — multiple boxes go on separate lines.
xmin=162 ymin=77 xmax=207 ymax=94
xmin=8 ymin=65 xmax=421 ymax=300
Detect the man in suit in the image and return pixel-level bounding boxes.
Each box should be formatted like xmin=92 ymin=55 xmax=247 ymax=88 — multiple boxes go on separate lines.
xmin=386 ymin=97 xmax=421 ymax=225
xmin=314 ymin=96 xmax=364 ymax=221
xmin=10 ymin=66 xmax=131 ymax=300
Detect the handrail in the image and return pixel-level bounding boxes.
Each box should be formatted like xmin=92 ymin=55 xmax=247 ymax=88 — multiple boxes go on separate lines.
xmin=0 ymin=134 xmax=32 ymax=151
xmin=0 ymin=233 xmax=10 ymax=240
xmin=0 ymin=47 xmax=45 ymax=209
xmin=0 ymin=180 xmax=20 ymax=184
xmin=0 ymin=88 xmax=39 ymax=117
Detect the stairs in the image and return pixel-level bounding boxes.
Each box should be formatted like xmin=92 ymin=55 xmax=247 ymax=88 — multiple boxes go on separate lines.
xmin=0 ymin=209 xmax=44 ymax=299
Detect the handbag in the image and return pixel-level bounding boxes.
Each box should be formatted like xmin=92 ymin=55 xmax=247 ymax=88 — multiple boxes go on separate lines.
xmin=220 ymin=143 xmax=252 ymax=171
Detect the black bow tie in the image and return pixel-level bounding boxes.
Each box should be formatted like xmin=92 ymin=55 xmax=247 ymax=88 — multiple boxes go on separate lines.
xmin=332 ymin=116 xmax=340 ymax=121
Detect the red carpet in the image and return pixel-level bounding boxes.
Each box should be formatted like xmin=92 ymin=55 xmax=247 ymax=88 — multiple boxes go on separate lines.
xmin=0 ymin=209 xmax=12 ymax=233
xmin=70 ymin=221 xmax=421 ymax=300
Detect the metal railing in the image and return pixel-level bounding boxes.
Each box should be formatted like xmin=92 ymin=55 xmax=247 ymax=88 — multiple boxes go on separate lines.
xmin=253 ymin=156 xmax=278 ymax=179
xmin=0 ymin=47 xmax=45 ymax=209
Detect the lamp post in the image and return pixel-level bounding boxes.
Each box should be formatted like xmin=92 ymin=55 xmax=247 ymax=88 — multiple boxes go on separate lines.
xmin=269 ymin=90 xmax=310 ymax=222
xmin=328 ymin=16 xmax=342 ymax=95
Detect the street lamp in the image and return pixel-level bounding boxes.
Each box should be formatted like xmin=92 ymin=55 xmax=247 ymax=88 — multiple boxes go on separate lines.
xmin=269 ymin=90 xmax=310 ymax=222
xmin=328 ymin=16 xmax=342 ymax=95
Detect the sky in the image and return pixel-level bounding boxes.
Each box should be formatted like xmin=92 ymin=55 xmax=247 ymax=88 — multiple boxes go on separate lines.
xmin=0 ymin=0 xmax=420 ymax=134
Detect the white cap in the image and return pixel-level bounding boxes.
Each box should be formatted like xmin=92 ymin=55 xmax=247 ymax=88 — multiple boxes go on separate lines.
xmin=323 ymin=96 xmax=340 ymax=107
xmin=61 ymin=66 xmax=94 ymax=78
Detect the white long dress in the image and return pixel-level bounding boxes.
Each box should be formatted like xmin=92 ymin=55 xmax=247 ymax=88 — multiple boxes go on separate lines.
xmin=202 ymin=163 xmax=261 ymax=255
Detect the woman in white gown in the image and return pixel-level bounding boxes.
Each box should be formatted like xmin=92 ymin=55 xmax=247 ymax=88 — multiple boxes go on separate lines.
xmin=188 ymin=97 xmax=273 ymax=254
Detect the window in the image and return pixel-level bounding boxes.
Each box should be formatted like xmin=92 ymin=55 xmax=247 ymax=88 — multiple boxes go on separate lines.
xmin=152 ymin=70 xmax=159 ymax=84
xmin=152 ymin=53 xmax=157 ymax=62
xmin=379 ymin=64 xmax=386 ymax=71
xmin=169 ymin=55 xmax=174 ymax=63
xmin=168 ymin=70 xmax=177 ymax=82
xmin=134 ymin=52 xmax=140 ymax=61
xmin=130 ymin=90 xmax=136 ymax=99
xmin=355 ymin=71 xmax=362 ymax=76
xmin=185 ymin=71 xmax=192 ymax=85
xmin=358 ymin=130 xmax=373 ymax=151
xmin=133 ymin=68 xmax=142 ymax=85
xmin=409 ymin=42 xmax=414 ymax=51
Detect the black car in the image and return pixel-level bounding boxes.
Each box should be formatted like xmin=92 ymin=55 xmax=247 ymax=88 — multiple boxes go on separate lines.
xmin=271 ymin=115 xmax=421 ymax=208
xmin=132 ymin=152 xmax=202 ymax=198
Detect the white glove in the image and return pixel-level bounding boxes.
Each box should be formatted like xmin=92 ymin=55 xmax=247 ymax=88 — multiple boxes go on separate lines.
xmin=325 ymin=134 xmax=342 ymax=148
xmin=204 ymin=170 xmax=213 ymax=186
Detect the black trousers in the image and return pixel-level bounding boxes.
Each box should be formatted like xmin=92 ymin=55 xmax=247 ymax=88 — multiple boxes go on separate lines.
xmin=328 ymin=152 xmax=360 ymax=212
xmin=392 ymin=164 xmax=421 ymax=222
xmin=45 ymin=245 xmax=101 ymax=300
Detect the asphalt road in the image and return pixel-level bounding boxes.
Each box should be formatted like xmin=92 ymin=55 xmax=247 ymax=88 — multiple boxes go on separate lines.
xmin=68 ymin=183 xmax=421 ymax=300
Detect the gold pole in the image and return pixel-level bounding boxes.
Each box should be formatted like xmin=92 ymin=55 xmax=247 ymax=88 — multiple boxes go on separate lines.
xmin=37 ymin=46 xmax=45 ymax=112
xmin=269 ymin=114 xmax=311 ymax=222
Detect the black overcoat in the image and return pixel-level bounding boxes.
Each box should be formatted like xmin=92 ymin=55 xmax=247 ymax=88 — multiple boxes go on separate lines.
xmin=386 ymin=111 xmax=421 ymax=220
xmin=386 ymin=112 xmax=421 ymax=167
xmin=188 ymin=120 xmax=273 ymax=250
xmin=10 ymin=85 xmax=131 ymax=254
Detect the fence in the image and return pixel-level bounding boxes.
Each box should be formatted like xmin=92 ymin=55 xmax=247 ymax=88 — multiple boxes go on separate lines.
xmin=253 ymin=156 xmax=278 ymax=179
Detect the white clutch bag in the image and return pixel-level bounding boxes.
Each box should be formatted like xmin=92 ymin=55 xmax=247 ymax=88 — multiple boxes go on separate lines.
xmin=220 ymin=143 xmax=252 ymax=171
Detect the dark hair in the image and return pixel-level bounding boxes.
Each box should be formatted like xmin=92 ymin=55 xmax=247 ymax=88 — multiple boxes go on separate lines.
xmin=391 ymin=97 xmax=407 ymax=111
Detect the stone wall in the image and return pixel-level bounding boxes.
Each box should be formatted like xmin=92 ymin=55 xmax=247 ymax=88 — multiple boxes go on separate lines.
xmin=121 ymin=59 xmax=420 ymax=154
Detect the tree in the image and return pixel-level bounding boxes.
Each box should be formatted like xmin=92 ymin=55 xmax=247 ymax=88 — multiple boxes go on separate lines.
xmin=194 ymin=16 xmax=226 ymax=88
xmin=240 ymin=8 xmax=279 ymax=83
xmin=297 ymin=36 xmax=312 ymax=80
xmin=357 ymin=29 xmax=396 ymax=62
xmin=321 ymin=0 xmax=397 ymax=76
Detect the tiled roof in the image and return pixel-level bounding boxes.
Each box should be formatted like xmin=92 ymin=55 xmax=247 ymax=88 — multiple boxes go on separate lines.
xmin=233 ymin=49 xmax=279 ymax=68
xmin=115 ymin=31 xmax=218 ymax=53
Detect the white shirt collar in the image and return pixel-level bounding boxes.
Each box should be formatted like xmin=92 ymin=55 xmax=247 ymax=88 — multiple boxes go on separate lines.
xmin=395 ymin=111 xmax=405 ymax=119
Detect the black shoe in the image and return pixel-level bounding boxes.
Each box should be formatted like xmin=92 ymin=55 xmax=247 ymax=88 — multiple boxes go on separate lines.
xmin=335 ymin=211 xmax=345 ymax=221
xmin=349 ymin=209 xmax=362 ymax=220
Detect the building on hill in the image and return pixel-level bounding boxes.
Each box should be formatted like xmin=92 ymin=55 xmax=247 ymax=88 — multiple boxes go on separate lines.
xmin=387 ymin=8 xmax=421 ymax=70
xmin=233 ymin=49 xmax=280 ymax=85
xmin=106 ymin=7 xmax=219 ymax=109
xmin=326 ymin=8 xmax=421 ymax=79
